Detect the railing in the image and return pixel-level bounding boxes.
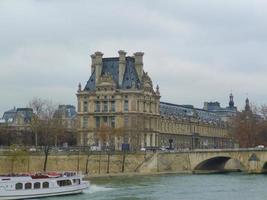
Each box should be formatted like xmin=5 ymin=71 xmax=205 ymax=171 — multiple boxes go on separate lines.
xmin=0 ymin=145 xmax=266 ymax=154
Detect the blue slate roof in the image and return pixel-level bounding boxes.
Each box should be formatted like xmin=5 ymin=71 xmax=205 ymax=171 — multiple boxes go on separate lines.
xmin=2 ymin=108 xmax=33 ymax=123
xmin=160 ymin=102 xmax=221 ymax=122
xmin=55 ymin=105 xmax=77 ymax=118
xmin=84 ymin=57 xmax=140 ymax=91
xmin=2 ymin=108 xmax=16 ymax=122
xmin=84 ymin=70 xmax=96 ymax=91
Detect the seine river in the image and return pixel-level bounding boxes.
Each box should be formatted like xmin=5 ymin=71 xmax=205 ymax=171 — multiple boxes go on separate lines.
xmin=45 ymin=173 xmax=267 ymax=200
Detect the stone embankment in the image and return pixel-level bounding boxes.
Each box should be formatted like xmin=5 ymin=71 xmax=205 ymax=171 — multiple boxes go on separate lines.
xmin=1 ymin=149 xmax=267 ymax=176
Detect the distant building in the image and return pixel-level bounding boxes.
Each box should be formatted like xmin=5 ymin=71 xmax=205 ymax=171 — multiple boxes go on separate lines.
xmin=76 ymin=51 xmax=234 ymax=151
xmin=2 ymin=107 xmax=33 ymax=126
xmin=54 ymin=105 xmax=78 ymax=146
xmin=0 ymin=107 xmax=34 ymax=145
xmin=203 ymin=93 xmax=237 ymax=121
xmin=54 ymin=105 xmax=77 ymax=129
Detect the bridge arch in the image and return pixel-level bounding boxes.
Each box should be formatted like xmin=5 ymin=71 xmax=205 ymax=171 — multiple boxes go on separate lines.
xmin=193 ymin=156 xmax=246 ymax=173
xmin=261 ymin=162 xmax=267 ymax=173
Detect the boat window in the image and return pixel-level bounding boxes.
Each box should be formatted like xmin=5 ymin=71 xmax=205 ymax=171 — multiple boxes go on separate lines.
xmin=15 ymin=183 xmax=23 ymax=190
xmin=34 ymin=182 xmax=41 ymax=189
xmin=57 ymin=179 xmax=72 ymax=187
xmin=25 ymin=182 xmax=32 ymax=190
xmin=43 ymin=182 xmax=49 ymax=188
xmin=73 ymin=179 xmax=81 ymax=185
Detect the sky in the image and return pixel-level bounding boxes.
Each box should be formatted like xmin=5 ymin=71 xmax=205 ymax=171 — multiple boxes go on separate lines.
xmin=1 ymin=0 xmax=267 ymax=115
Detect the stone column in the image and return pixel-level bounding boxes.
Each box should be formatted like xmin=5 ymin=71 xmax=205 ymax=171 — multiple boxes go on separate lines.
xmin=134 ymin=52 xmax=144 ymax=80
xmin=146 ymin=134 xmax=150 ymax=147
xmin=118 ymin=50 xmax=126 ymax=86
xmin=152 ymin=133 xmax=156 ymax=147
xmin=141 ymin=133 xmax=144 ymax=148
xmin=95 ymin=51 xmax=103 ymax=84
xmin=79 ymin=132 xmax=84 ymax=146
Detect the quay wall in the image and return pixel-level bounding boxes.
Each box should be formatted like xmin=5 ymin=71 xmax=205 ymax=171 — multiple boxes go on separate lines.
xmin=1 ymin=150 xmax=267 ymax=175
xmin=0 ymin=152 xmax=191 ymax=175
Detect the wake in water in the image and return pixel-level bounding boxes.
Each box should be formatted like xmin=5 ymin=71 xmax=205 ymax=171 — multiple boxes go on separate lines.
xmin=84 ymin=184 xmax=114 ymax=194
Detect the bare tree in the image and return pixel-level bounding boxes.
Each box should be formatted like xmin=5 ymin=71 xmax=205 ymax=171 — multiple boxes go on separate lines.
xmin=28 ymin=97 xmax=45 ymax=146
xmin=95 ymin=124 xmax=125 ymax=173
xmin=28 ymin=98 xmax=65 ymax=172
xmin=232 ymin=105 xmax=267 ymax=148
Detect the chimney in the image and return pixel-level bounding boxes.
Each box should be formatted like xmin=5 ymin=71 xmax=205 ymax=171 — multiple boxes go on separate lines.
xmin=95 ymin=51 xmax=103 ymax=84
xmin=134 ymin=52 xmax=144 ymax=80
xmin=118 ymin=50 xmax=127 ymax=86
xmin=90 ymin=54 xmax=96 ymax=75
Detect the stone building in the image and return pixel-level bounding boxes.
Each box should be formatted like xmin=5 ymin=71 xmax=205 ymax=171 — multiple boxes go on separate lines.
xmin=54 ymin=105 xmax=77 ymax=130
xmin=203 ymin=93 xmax=237 ymax=121
xmin=77 ymin=51 xmax=233 ymax=150
xmin=53 ymin=105 xmax=77 ymax=146
xmin=0 ymin=107 xmax=34 ymax=145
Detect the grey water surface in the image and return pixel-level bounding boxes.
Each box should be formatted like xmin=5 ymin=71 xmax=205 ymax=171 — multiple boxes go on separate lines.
xmin=44 ymin=173 xmax=267 ymax=200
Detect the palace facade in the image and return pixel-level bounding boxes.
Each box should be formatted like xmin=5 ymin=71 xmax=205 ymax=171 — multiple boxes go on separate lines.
xmin=76 ymin=51 xmax=234 ymax=150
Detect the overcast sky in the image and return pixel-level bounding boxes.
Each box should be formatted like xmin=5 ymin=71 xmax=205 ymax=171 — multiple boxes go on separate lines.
xmin=1 ymin=0 xmax=267 ymax=115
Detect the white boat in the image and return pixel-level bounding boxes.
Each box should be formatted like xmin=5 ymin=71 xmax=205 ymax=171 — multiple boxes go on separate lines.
xmin=0 ymin=172 xmax=89 ymax=200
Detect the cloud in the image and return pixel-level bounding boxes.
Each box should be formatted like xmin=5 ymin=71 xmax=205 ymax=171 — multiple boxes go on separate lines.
xmin=0 ymin=0 xmax=267 ymax=115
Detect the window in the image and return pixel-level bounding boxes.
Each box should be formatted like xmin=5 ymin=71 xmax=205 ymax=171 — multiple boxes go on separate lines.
xmin=111 ymin=101 xmax=115 ymax=112
xmin=143 ymin=102 xmax=146 ymax=112
xmin=95 ymin=117 xmax=100 ymax=128
xmin=25 ymin=182 xmax=32 ymax=190
xmin=72 ymin=179 xmax=81 ymax=185
xmin=95 ymin=101 xmax=100 ymax=112
xmin=34 ymin=182 xmax=41 ymax=189
xmin=15 ymin=183 xmax=23 ymax=190
xmin=43 ymin=182 xmax=49 ymax=188
xmin=83 ymin=101 xmax=88 ymax=112
xmin=103 ymin=101 xmax=108 ymax=112
xmin=103 ymin=116 xmax=108 ymax=124
xmin=111 ymin=117 xmax=115 ymax=128
xmin=124 ymin=116 xmax=129 ymax=127
xmin=124 ymin=100 xmax=129 ymax=112
xmin=57 ymin=179 xmax=72 ymax=187
xmin=83 ymin=117 xmax=88 ymax=128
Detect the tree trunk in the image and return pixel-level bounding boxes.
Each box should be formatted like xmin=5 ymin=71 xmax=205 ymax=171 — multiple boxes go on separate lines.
xmin=107 ymin=152 xmax=110 ymax=174
xmin=77 ymin=147 xmax=80 ymax=172
xmin=85 ymin=154 xmax=90 ymax=174
xmin=98 ymin=151 xmax=101 ymax=174
xmin=121 ymin=152 xmax=126 ymax=173
xmin=35 ymin=131 xmax=38 ymax=147
xmin=43 ymin=146 xmax=50 ymax=172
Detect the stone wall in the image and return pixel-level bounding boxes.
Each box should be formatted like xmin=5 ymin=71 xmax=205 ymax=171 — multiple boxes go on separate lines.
xmin=0 ymin=152 xmax=150 ymax=175
xmin=1 ymin=150 xmax=267 ymax=175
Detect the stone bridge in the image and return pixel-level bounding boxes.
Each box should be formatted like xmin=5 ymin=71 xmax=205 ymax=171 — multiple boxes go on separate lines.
xmin=139 ymin=149 xmax=267 ymax=174
xmin=1 ymin=149 xmax=267 ymax=175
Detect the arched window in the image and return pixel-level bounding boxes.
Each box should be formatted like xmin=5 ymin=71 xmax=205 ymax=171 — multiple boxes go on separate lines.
xmin=15 ymin=183 xmax=23 ymax=190
xmin=34 ymin=182 xmax=41 ymax=189
xmin=43 ymin=182 xmax=49 ymax=188
xmin=25 ymin=182 xmax=32 ymax=190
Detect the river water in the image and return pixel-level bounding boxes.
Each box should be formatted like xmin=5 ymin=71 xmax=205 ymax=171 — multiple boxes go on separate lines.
xmin=45 ymin=173 xmax=267 ymax=200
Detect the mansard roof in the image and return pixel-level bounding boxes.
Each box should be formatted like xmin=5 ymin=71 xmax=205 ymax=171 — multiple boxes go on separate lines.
xmin=84 ymin=70 xmax=96 ymax=91
xmin=84 ymin=57 xmax=141 ymax=91
xmin=54 ymin=105 xmax=77 ymax=118
xmin=160 ymin=102 xmax=221 ymax=122
xmin=2 ymin=107 xmax=33 ymax=123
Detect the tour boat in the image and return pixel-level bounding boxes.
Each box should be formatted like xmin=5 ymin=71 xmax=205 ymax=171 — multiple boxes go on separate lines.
xmin=0 ymin=172 xmax=89 ymax=200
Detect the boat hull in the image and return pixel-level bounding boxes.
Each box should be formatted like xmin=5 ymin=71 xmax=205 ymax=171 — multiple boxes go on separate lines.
xmin=0 ymin=182 xmax=89 ymax=200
